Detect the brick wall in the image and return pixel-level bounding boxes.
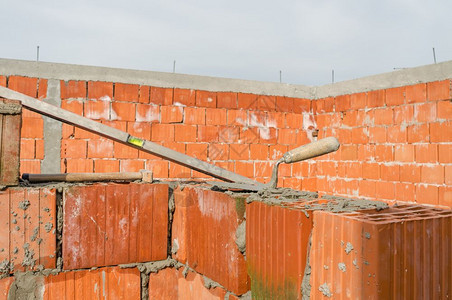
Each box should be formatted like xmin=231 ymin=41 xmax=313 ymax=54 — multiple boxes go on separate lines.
xmin=314 ymin=80 xmax=452 ymax=207
xmin=1 ymin=71 xmax=451 ymax=207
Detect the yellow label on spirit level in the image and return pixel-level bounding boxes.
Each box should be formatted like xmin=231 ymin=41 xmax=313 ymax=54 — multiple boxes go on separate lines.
xmin=127 ymin=136 xmax=144 ymax=147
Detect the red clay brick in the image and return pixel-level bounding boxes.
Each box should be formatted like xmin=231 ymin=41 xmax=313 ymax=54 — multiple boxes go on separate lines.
xmin=367 ymin=89 xmax=385 ymax=108
xmin=0 ymin=277 xmax=13 ymax=298
xmin=237 ymin=93 xmax=258 ymax=109
xmin=218 ymin=126 xmax=240 ymax=143
xmin=61 ymin=99 xmax=83 ymax=115
xmin=374 ymin=107 xmax=393 ymax=125
xmin=249 ymin=144 xmax=269 ymax=160
xmin=0 ymin=188 xmax=56 ymax=273
xmin=407 ymin=124 xmax=429 ymax=143
xmin=161 ymin=106 xmax=183 ymax=123
xmin=21 ymin=117 xmax=43 ymax=138
xmin=278 ymin=128 xmax=297 ymax=145
xmin=394 ymin=144 xmax=414 ymax=162
xmin=400 ymin=164 xmax=421 ymax=183
xmin=340 ymin=145 xmax=358 ymax=161
xmin=148 ymin=267 xmax=229 ymax=300
xmin=172 ymin=187 xmax=249 ymax=295
xmin=416 ymin=184 xmax=439 ymax=205
xmin=406 ymin=83 xmax=427 ymax=103
xmin=195 ymin=90 xmax=216 ymax=108
xmin=395 ymin=182 xmax=415 ymax=202
xmin=175 ymin=125 xmax=197 ymax=142
xmin=84 ymin=99 xmax=110 ymax=120
xmin=350 ymin=92 xmax=366 ymax=109
xmin=114 ymin=142 xmax=139 ymax=159
xmin=208 ymin=144 xmax=228 ymax=161
xmin=357 ymin=144 xmax=375 ymax=162
xmin=151 ymin=87 xmax=173 ymax=105
xmin=43 ymin=266 xmax=141 ymax=299
xmin=258 ymin=95 xmax=276 ymax=111
xmin=8 ymin=76 xmax=38 ymax=97
xmin=309 ymin=206 xmax=452 ymax=299
xmin=335 ymin=128 xmax=352 ymax=144
xmin=136 ymin=103 xmax=159 ymax=123
xmin=430 ymin=121 xmax=452 ymax=143
xmin=293 ymin=98 xmax=311 ymax=113
xmin=197 ymin=125 xmax=219 ymax=142
xmin=387 ymin=125 xmax=407 ymax=143
xmin=169 ymin=162 xmax=191 ymax=178
xmin=414 ymin=102 xmax=436 ymax=123
xmin=87 ymin=139 xmax=114 ymax=158
xmin=37 ymin=78 xmax=47 ymax=99
xmin=362 ymin=162 xmax=380 ymax=180
xmin=60 ymin=80 xmax=86 ymax=99
xmin=380 ymin=164 xmax=400 ymax=181
xmin=206 ymin=108 xmax=227 ymax=125
xmin=19 ymin=160 xmax=41 ymax=174
xmin=114 ymin=83 xmax=139 ymax=102
xmin=94 ymin=160 xmax=119 ymax=172
xmin=87 ymin=81 xmax=113 ymax=100
xmin=61 ymin=139 xmax=87 ymax=159
xmin=184 ymin=107 xmax=205 ymax=125
xmin=439 ymin=186 xmax=452 ymax=207
xmin=227 ymin=109 xmax=247 ymax=126
xmin=0 ymin=75 xmax=6 ymax=87
xmin=334 ymin=95 xmax=350 ymax=112
xmin=359 ymin=179 xmax=376 ymax=197
xmin=415 ymin=144 xmax=438 ymax=163
xmin=427 ymin=79 xmax=451 ymax=101
xmin=146 ymin=160 xmax=169 ymax=178
xmin=20 ymin=139 xmax=35 ymax=159
xmin=64 ymin=158 xmax=94 ymax=173
xmin=111 ymin=102 xmax=136 ymax=121
xmin=254 ymin=161 xmax=272 ymax=178
xmin=368 ymin=126 xmax=386 ymax=144
xmin=138 ymin=85 xmax=150 ymax=103
xmin=217 ymin=92 xmax=238 ymax=109
xmin=173 ymin=88 xmax=195 ymax=106
xmin=229 ymin=144 xmax=249 ymax=160
xmin=421 ymin=165 xmax=444 ymax=184
xmin=267 ymin=111 xmax=285 ymax=128
xmin=393 ymin=105 xmax=414 ymax=124
xmin=437 ymin=99 xmax=452 ymax=120
xmin=127 ymin=122 xmax=151 ymax=139
xmin=351 ymin=127 xmax=369 ymax=144
xmin=152 ymin=123 xmax=175 ymax=142
xmin=275 ymin=96 xmax=294 ymax=112
xmin=374 ymin=145 xmax=393 ymax=162
xmin=285 ymin=113 xmax=303 ymax=129
xmin=63 ymin=183 xmax=168 ymax=269
xmin=235 ymin=161 xmax=254 ymax=178
xmin=385 ymin=86 xmax=406 ymax=106
xmin=439 ymin=144 xmax=451 ymax=164
xmin=119 ymin=159 xmax=144 ymax=172
xmin=186 ymin=143 xmax=208 ymax=160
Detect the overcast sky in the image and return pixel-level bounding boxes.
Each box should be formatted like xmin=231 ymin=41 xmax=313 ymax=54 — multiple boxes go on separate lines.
xmin=1 ymin=0 xmax=451 ymax=86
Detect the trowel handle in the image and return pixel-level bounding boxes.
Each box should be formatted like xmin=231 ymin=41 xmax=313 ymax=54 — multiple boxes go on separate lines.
xmin=282 ymin=137 xmax=340 ymax=164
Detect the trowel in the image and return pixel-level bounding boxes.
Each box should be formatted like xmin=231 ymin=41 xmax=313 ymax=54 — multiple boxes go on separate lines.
xmin=207 ymin=137 xmax=340 ymax=191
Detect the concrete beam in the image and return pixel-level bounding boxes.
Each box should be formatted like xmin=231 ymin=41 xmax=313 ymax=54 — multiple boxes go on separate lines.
xmin=0 ymin=58 xmax=451 ymax=99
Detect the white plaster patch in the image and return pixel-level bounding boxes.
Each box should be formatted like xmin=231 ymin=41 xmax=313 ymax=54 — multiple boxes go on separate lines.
xmin=136 ymin=106 xmax=159 ymax=122
xmin=302 ymin=112 xmax=317 ymax=142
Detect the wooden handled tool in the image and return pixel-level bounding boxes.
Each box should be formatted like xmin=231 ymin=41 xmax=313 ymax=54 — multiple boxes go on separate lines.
xmin=22 ymin=170 xmax=153 ymax=183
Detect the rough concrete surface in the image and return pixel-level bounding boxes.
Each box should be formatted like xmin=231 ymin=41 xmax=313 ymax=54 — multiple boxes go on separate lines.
xmin=7 ymin=272 xmax=44 ymax=300
xmin=41 ymin=79 xmax=62 ymax=174
xmin=1 ymin=58 xmax=451 ymax=99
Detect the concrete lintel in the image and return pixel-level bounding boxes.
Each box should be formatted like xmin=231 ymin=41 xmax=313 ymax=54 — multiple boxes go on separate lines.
xmin=0 ymin=58 xmax=451 ymax=99
xmin=0 ymin=58 xmax=313 ymax=98
xmin=314 ymin=60 xmax=452 ymax=99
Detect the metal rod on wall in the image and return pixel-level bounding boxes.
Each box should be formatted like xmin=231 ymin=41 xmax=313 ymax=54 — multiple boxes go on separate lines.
xmin=37 ymin=46 xmax=39 ymax=62
xmin=433 ymin=47 xmax=437 ymax=64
